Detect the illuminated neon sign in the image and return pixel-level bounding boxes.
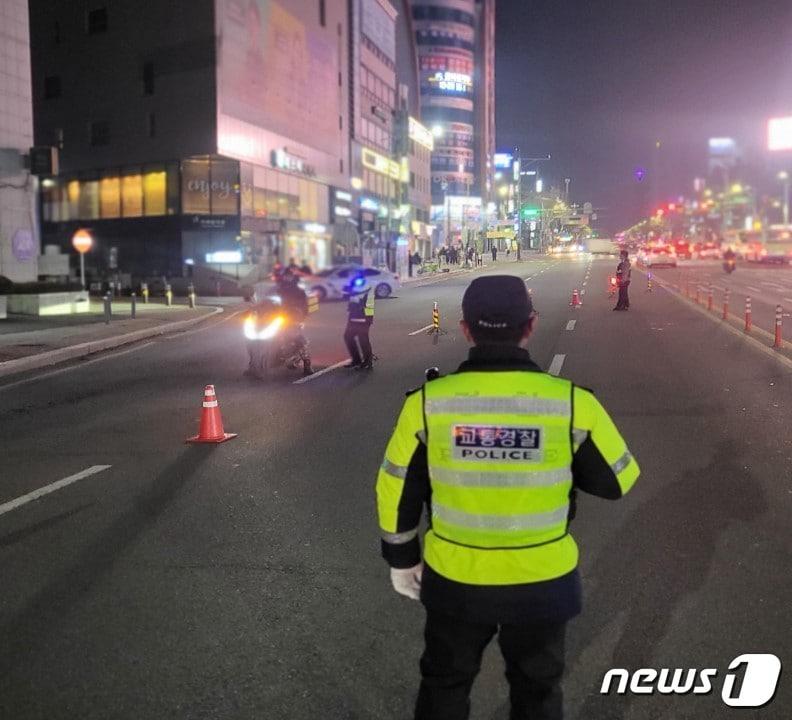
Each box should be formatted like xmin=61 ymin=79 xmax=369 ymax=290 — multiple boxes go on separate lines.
xmin=430 ymin=71 xmax=472 ymax=93
xmin=362 ymin=148 xmax=401 ymax=180
xmin=409 ymin=117 xmax=434 ymax=150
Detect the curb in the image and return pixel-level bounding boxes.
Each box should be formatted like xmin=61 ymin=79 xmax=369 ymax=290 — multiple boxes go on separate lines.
xmin=636 ymin=268 xmax=792 ymax=371
xmin=0 ymin=306 xmax=223 ymax=379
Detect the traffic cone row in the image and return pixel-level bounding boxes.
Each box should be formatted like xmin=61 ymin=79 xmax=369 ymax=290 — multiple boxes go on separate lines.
xmin=187 ymin=385 xmax=237 ymax=443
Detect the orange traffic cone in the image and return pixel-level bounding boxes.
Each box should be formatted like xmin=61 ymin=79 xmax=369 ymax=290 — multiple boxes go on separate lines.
xmin=187 ymin=385 xmax=237 ymax=443
xmin=569 ymin=289 xmax=582 ymax=307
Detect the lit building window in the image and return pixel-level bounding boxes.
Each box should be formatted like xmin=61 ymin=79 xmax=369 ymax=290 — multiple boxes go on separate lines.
xmin=100 ymin=176 xmax=121 ymax=218
xmin=122 ymin=174 xmax=143 ymax=217
xmin=143 ymin=170 xmax=166 ymax=216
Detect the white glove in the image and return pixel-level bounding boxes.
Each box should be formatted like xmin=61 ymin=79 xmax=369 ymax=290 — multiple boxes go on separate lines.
xmin=390 ymin=563 xmax=423 ymax=601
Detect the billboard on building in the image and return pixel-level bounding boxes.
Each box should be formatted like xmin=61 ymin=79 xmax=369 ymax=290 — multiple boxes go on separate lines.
xmin=768 ymin=118 xmax=792 ymax=152
xmin=217 ymin=0 xmax=339 ymax=155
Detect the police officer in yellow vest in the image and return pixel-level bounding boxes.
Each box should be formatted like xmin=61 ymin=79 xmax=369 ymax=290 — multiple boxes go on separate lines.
xmin=376 ymin=275 xmax=639 ymax=720
xmin=344 ymin=273 xmax=376 ymax=369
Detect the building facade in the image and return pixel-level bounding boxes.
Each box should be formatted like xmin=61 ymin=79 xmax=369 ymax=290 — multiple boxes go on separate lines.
xmin=0 ymin=0 xmax=38 ymax=283
xmin=408 ymin=0 xmax=494 ymax=248
xmin=31 ymin=0 xmax=350 ymax=284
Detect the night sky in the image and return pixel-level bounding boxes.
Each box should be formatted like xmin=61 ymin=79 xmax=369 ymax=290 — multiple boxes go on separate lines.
xmin=496 ymin=0 xmax=792 ymax=232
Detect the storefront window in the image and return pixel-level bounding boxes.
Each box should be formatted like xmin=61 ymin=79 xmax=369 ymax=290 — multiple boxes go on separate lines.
xmin=240 ymin=163 xmax=254 ymax=217
xmin=100 ymin=175 xmax=121 ymax=218
xmin=166 ymin=163 xmax=180 ymax=215
xmin=143 ymin=169 xmax=166 ymax=216
xmin=182 ymin=158 xmax=211 ymax=214
xmin=78 ymin=179 xmax=100 ymax=219
xmin=253 ymin=187 xmax=268 ymax=217
xmin=210 ymin=159 xmax=239 ymax=215
xmin=122 ymin=173 xmax=143 ymax=217
xmin=67 ymin=179 xmax=80 ymax=219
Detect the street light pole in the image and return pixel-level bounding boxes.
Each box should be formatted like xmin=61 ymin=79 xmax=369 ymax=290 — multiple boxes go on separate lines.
xmin=779 ymin=171 xmax=790 ymax=226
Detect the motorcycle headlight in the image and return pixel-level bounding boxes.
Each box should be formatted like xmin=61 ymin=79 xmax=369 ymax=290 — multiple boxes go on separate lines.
xmin=244 ymin=314 xmax=285 ymax=340
xmin=257 ymin=315 xmax=285 ymax=340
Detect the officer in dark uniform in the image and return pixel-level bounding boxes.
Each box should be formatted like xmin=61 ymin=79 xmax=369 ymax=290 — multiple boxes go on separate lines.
xmin=614 ymin=249 xmax=631 ymax=311
xmin=376 ymin=276 xmax=640 ymax=720
xmin=275 ymin=270 xmax=313 ymax=376
xmin=343 ymin=273 xmax=375 ymax=369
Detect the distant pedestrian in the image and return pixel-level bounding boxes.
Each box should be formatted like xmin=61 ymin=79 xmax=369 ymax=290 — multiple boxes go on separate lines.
xmin=491 ymin=246 xmax=498 ymax=262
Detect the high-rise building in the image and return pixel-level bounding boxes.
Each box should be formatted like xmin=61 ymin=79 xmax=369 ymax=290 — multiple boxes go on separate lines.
xmin=409 ymin=0 xmax=494 ymax=201
xmin=30 ymin=0 xmax=350 ymax=282
xmin=0 ymin=0 xmax=39 ymax=283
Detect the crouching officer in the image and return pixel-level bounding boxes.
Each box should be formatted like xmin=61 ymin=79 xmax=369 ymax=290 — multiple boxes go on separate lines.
xmin=375 ymin=275 xmax=640 ymax=720
xmin=344 ymin=273 xmax=375 ymax=369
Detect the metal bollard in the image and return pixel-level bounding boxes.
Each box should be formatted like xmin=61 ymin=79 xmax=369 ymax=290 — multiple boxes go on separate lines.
xmin=188 ymin=283 xmax=196 ymax=309
xmin=165 ymin=283 xmax=173 ymax=307
xmin=774 ymin=304 xmax=783 ymax=348
xmin=647 ymin=272 xmax=653 ymax=293
xmin=722 ymin=289 xmax=730 ymax=320
xmin=103 ymin=293 xmax=112 ymax=324
xmin=142 ymin=282 xmax=149 ymax=304
xmin=131 ymin=292 xmax=137 ymax=319
xmin=216 ymin=280 xmax=221 ymax=298
xmin=695 ymin=285 xmax=701 ymax=305
xmin=707 ymin=285 xmax=713 ymax=312
xmin=744 ymin=297 xmax=752 ymax=332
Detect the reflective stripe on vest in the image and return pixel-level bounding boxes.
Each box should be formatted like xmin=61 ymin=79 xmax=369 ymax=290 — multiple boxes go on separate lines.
xmin=365 ymin=292 xmax=375 ymax=317
xmin=424 ymin=372 xmax=574 ymax=556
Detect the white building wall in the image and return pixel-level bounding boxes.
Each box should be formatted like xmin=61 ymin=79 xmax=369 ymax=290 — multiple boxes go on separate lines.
xmin=0 ymin=0 xmax=38 ymax=283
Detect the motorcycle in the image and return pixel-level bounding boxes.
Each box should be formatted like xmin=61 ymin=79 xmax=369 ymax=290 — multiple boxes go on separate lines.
xmin=243 ymin=298 xmax=307 ymax=380
xmin=723 ymin=257 xmax=736 ymax=274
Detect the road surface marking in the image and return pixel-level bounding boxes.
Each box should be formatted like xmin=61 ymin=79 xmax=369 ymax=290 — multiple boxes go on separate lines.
xmin=580 ymin=289 xmax=586 ymax=296
xmin=0 ymin=465 xmax=111 ymax=517
xmin=524 ymin=276 xmax=533 ymax=280
xmin=760 ymin=281 xmax=786 ymax=289
xmin=163 ymin=309 xmax=243 ymax=340
xmin=747 ymin=286 xmax=762 ymax=294
xmin=566 ymin=320 xmax=577 ymax=331
xmin=548 ymin=354 xmax=566 ymax=376
xmin=293 ymin=359 xmax=349 ymax=384
xmin=0 ymin=342 xmax=156 ymax=392
xmin=408 ymin=324 xmax=435 ymax=336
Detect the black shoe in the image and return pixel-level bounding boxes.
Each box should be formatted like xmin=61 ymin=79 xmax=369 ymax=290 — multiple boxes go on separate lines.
xmin=357 ymin=361 xmax=374 ymax=370
xmin=345 ymin=361 xmax=361 ymax=368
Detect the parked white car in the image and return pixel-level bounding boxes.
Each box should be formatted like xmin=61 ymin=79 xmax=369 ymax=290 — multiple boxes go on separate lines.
xmin=305 ymin=265 xmax=401 ymax=300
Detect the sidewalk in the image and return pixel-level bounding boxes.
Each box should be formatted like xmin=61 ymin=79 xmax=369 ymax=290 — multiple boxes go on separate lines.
xmin=401 ymin=256 xmax=533 ymax=285
xmin=0 ymin=300 xmax=224 ymax=377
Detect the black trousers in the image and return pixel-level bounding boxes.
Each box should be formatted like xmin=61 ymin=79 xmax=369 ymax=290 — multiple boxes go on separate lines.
xmin=344 ymin=320 xmax=372 ymax=364
xmin=415 ymin=611 xmax=566 ymax=720
xmin=615 ymin=282 xmax=630 ymax=309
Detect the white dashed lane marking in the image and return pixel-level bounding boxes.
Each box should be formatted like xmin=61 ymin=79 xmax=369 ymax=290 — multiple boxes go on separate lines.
xmin=566 ymin=320 xmax=577 ymax=331
xmin=0 ymin=465 xmax=112 ymax=517
xmin=548 ymin=354 xmax=566 ymax=376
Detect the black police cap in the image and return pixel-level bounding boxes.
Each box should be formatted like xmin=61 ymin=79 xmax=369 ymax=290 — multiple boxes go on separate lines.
xmin=462 ymin=275 xmax=534 ymax=330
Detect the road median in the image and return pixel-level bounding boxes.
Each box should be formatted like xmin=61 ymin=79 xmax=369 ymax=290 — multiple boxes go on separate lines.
xmin=0 ymin=305 xmax=223 ymax=379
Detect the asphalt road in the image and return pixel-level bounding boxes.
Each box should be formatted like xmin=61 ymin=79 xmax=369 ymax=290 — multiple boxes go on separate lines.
xmin=1 ymin=255 xmax=790 ymax=719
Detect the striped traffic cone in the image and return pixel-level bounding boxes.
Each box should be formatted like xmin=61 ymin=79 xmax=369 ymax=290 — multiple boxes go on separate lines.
xmin=187 ymin=385 xmax=237 ymax=443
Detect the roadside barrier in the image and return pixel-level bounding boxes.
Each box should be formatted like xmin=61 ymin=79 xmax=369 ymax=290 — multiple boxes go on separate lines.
xmin=722 ymin=289 xmax=730 ymax=320
xmin=142 ymin=282 xmax=149 ymax=303
xmin=103 ymin=293 xmax=112 ymax=324
xmin=187 ymin=385 xmax=237 ymax=444
xmin=165 ymin=283 xmax=173 ymax=307
xmin=775 ymin=304 xmax=783 ymax=348
xmin=707 ymin=285 xmax=713 ymax=312
xmin=131 ymin=292 xmax=137 ymax=319
xmin=188 ymin=283 xmax=196 ymax=309
xmin=695 ymin=285 xmax=701 ymax=305
xmin=646 ymin=273 xmax=653 ymax=292
xmin=744 ymin=297 xmax=752 ymax=333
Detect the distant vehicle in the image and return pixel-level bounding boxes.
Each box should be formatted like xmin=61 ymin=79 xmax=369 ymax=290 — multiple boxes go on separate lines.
xmin=586 ymin=237 xmax=618 ymax=254
xmin=548 ymin=242 xmax=583 ymax=255
xmin=639 ymin=244 xmax=677 ymax=268
xmin=693 ymin=241 xmax=721 ymax=260
xmin=305 ymin=264 xmax=400 ymax=300
xmin=671 ymin=238 xmax=692 ymax=260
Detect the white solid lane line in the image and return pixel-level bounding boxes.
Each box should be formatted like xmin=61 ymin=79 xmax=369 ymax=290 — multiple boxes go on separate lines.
xmin=566 ymin=320 xmax=577 ymax=331
xmin=0 ymin=465 xmax=111 ymax=517
xmin=548 ymin=354 xmax=566 ymax=376
xmin=293 ymin=359 xmax=349 ymax=384
xmin=408 ymin=323 xmax=435 ymax=336
xmin=746 ymin=286 xmax=762 ymax=294
xmin=784 ymin=298 xmax=792 ymax=304
xmin=0 ymin=342 xmax=156 ymax=393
